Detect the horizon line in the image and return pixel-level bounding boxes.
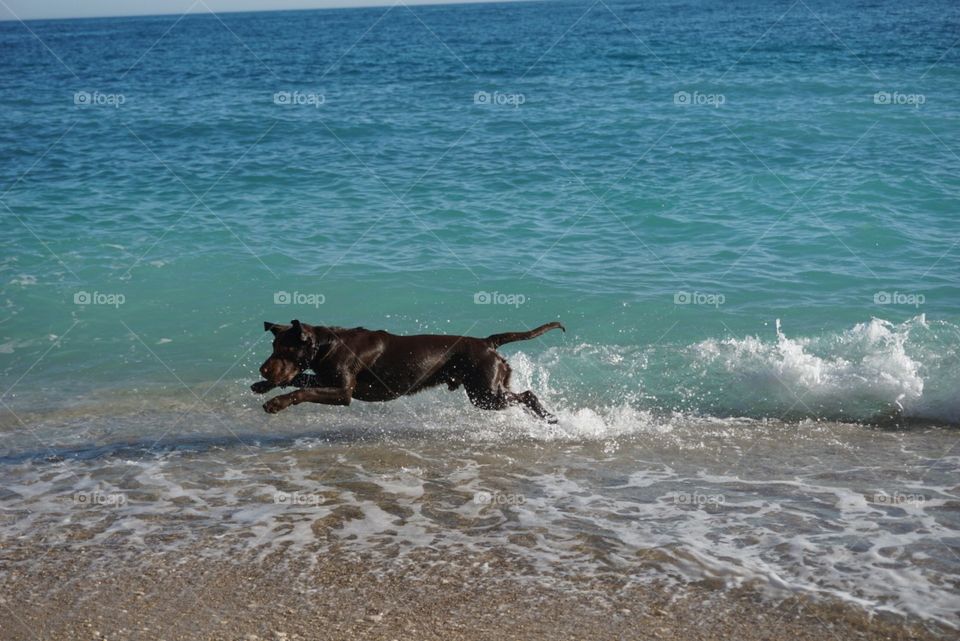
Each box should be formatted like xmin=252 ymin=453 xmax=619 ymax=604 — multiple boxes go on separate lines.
xmin=0 ymin=0 xmax=546 ymax=24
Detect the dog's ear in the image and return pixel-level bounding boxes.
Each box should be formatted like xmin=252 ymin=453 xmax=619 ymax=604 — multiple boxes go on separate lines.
xmin=263 ymin=321 xmax=286 ymax=335
xmin=290 ymin=319 xmax=310 ymax=343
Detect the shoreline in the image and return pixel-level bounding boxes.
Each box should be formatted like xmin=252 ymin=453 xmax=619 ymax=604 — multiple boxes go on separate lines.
xmin=1 ymin=540 xmax=949 ymax=641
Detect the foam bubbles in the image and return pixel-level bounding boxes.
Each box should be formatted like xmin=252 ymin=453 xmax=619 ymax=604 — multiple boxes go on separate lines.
xmin=689 ymin=315 xmax=955 ymax=423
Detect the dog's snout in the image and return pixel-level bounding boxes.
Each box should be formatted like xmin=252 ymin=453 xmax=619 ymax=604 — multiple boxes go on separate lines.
xmin=259 ymin=356 xmax=299 ymax=386
xmin=260 ymin=359 xmax=279 ymax=382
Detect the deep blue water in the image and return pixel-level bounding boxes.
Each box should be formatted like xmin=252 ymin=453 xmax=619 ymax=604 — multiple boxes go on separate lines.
xmin=1 ymin=0 xmax=958 ymax=422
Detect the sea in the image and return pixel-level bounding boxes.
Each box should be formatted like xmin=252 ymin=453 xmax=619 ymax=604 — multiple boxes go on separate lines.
xmin=1 ymin=0 xmax=958 ymax=629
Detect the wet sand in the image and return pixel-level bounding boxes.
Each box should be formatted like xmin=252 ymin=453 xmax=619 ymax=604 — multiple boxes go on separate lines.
xmin=1 ymin=539 xmax=947 ymax=641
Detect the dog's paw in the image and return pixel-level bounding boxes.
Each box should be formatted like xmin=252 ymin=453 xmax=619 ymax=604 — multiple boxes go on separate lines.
xmin=263 ymin=397 xmax=288 ymax=414
xmin=251 ymin=380 xmax=274 ymax=394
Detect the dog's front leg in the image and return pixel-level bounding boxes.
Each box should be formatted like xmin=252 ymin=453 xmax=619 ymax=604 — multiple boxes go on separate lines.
xmin=252 ymin=372 xmax=321 ymax=395
xmin=263 ymin=386 xmax=353 ymax=414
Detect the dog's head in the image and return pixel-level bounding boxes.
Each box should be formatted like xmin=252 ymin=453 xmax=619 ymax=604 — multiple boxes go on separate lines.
xmin=258 ymin=319 xmax=316 ymax=385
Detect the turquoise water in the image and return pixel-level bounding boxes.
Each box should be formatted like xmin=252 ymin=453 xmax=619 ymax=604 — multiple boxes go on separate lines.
xmin=2 ymin=1 xmax=960 ymax=627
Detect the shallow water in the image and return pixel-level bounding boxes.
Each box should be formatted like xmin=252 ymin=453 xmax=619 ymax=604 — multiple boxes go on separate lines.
xmin=2 ymin=387 xmax=959 ymax=626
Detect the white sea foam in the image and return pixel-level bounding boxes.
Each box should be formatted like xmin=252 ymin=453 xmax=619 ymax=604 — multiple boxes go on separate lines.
xmin=2 ymin=413 xmax=958 ymax=628
xmin=474 ymin=316 xmax=960 ymax=429
xmin=689 ymin=316 xmax=958 ymax=423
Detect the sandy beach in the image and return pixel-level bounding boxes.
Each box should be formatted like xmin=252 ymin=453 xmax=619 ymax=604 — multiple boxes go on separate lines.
xmin=1 ymin=537 xmax=948 ymax=641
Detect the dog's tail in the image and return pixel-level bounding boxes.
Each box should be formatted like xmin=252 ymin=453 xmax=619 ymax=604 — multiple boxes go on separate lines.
xmin=485 ymin=322 xmax=565 ymax=348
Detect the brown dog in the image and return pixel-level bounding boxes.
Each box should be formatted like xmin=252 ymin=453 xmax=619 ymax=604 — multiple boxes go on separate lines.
xmin=252 ymin=320 xmax=564 ymax=422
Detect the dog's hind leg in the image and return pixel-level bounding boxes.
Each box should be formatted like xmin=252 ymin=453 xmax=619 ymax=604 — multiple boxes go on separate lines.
xmin=510 ymin=390 xmax=556 ymax=423
xmin=465 ymin=387 xmax=557 ymax=423
xmin=465 ymin=387 xmax=509 ymax=411
xmin=463 ymin=358 xmax=557 ymax=423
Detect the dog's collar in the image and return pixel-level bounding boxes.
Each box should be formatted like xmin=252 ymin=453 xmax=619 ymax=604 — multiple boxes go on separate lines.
xmin=297 ymin=342 xmax=318 ymax=370
xmin=297 ymin=335 xmax=340 ymax=372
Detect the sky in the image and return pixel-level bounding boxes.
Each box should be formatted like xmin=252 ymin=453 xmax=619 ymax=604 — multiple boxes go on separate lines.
xmin=0 ymin=0 xmax=507 ymax=21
